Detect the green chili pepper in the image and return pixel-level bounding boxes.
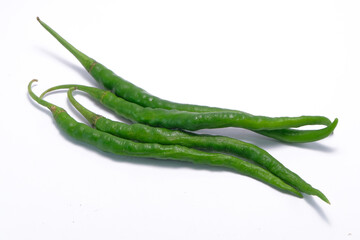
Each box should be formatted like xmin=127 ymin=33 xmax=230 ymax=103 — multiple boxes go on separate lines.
xmin=36 ymin=18 xmax=224 ymax=113
xmin=58 ymin=86 xmax=329 ymax=203
xmin=40 ymin=84 xmax=338 ymax=144
xmin=28 ymin=79 xmax=303 ymax=198
xmin=37 ymin=17 xmax=336 ymax=139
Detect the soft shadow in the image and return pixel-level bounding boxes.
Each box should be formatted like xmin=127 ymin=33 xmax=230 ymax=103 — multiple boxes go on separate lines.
xmin=35 ymin=46 xmax=95 ymax=85
xmin=303 ymin=194 xmax=330 ymax=224
xmin=194 ymin=128 xmax=283 ymax=150
xmin=282 ymin=141 xmax=335 ymax=153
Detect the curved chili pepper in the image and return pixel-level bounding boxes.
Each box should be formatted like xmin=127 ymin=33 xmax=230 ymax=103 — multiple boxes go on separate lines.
xmin=28 ymin=79 xmax=304 ymax=199
xmin=59 ymin=86 xmax=330 ymax=203
xmin=37 ymin=17 xmax=335 ymax=139
xmin=41 ymin=84 xmax=338 ymax=143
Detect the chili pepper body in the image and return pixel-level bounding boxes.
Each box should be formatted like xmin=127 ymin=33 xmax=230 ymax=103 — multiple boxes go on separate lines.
xmin=37 ymin=17 xmax=335 ymax=140
xmin=40 ymin=84 xmax=332 ymax=131
xmin=28 ymin=80 xmax=303 ymax=198
xmin=90 ymin=61 xmax=231 ymax=113
xmin=64 ymin=87 xmax=329 ymax=203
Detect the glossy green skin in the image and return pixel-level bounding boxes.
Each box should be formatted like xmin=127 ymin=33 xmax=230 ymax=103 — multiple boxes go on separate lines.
xmin=37 ymin=18 xmax=337 ymax=142
xmin=256 ymin=121 xmax=338 ymax=143
xmin=28 ymin=80 xmax=303 ymax=198
xmin=91 ymin=62 xmax=232 ymax=113
xmin=41 ymin=84 xmax=332 ymax=133
xmin=64 ymin=87 xmax=329 ymax=203
xmin=41 ymin=84 xmax=338 ymax=143
xmin=91 ymin=62 xmax=337 ymax=141
xmin=91 ymin=62 xmax=335 ymax=131
xmin=37 ymin=18 xmax=238 ymax=113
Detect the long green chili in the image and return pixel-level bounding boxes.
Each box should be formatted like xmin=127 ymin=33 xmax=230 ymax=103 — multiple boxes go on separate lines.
xmin=56 ymin=86 xmax=329 ymax=203
xmin=37 ymin=17 xmax=336 ymax=142
xmin=28 ymin=79 xmax=304 ymax=198
xmin=41 ymin=84 xmax=338 ymax=143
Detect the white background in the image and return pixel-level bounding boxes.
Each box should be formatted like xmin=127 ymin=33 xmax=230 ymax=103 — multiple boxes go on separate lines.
xmin=1 ymin=0 xmax=359 ymax=239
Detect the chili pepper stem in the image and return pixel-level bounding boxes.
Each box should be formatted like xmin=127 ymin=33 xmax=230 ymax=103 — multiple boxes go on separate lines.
xmin=28 ymin=79 xmax=66 ymax=118
xmin=28 ymin=79 xmax=52 ymax=110
xmin=67 ymin=87 xmax=102 ymax=125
